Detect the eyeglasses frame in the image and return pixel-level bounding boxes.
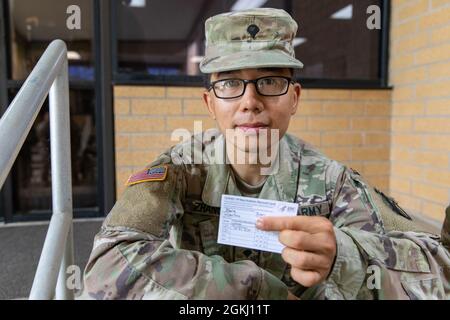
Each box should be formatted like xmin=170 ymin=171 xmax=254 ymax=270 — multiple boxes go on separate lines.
xmin=207 ymin=76 xmax=296 ymax=99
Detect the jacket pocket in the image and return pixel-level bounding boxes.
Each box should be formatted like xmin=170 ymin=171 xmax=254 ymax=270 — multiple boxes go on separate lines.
xmin=341 ymin=228 xmax=445 ymax=299
xmin=401 ymin=277 xmax=445 ymax=300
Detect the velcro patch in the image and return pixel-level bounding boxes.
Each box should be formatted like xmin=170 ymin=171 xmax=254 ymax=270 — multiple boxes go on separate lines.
xmin=298 ymin=201 xmax=331 ymax=217
xmin=125 ymin=165 xmax=168 ymax=186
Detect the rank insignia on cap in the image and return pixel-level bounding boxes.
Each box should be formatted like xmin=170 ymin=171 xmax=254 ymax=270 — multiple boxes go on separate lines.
xmin=247 ymin=24 xmax=260 ymax=39
xmin=125 ymin=165 xmax=168 ymax=186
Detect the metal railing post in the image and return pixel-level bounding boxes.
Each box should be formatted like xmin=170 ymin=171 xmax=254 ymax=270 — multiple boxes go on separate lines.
xmin=0 ymin=43 xmax=64 ymax=188
xmin=0 ymin=39 xmax=75 ymax=300
xmin=50 ymin=57 xmax=74 ymax=300
xmin=26 ymin=41 xmax=73 ymax=300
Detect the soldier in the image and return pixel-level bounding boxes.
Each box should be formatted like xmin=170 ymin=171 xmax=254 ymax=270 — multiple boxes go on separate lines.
xmin=82 ymin=8 xmax=450 ymax=299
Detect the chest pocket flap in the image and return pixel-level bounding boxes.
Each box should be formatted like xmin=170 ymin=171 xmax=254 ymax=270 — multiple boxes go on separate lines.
xmin=343 ymin=228 xmax=430 ymax=273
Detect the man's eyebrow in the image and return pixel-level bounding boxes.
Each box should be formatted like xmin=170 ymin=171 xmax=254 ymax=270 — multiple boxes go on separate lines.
xmin=216 ymin=68 xmax=285 ymax=78
xmin=216 ymin=71 xmax=237 ymax=78
xmin=256 ymin=67 xmax=285 ymax=73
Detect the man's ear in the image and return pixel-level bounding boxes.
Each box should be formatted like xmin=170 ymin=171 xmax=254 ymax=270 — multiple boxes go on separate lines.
xmin=290 ymin=83 xmax=301 ymax=116
xmin=203 ymin=90 xmax=216 ymax=119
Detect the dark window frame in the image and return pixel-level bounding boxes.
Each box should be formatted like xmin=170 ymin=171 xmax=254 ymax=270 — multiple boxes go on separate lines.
xmin=0 ymin=0 xmax=116 ymax=223
xmin=0 ymin=0 xmax=13 ymax=222
xmin=111 ymin=0 xmax=391 ymax=89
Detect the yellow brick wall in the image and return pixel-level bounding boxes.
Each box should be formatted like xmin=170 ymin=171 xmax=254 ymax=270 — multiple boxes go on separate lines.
xmin=114 ymin=86 xmax=391 ymax=198
xmin=390 ymin=0 xmax=450 ymax=221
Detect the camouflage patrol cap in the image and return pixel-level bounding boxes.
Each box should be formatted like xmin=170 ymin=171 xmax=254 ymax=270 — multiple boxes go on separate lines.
xmin=199 ymin=8 xmax=304 ymax=74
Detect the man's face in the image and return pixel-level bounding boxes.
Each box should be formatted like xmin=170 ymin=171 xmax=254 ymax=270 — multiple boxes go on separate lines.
xmin=203 ymin=68 xmax=301 ymax=153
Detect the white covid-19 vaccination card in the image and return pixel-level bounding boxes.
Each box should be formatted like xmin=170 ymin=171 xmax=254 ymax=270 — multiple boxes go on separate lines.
xmin=217 ymin=195 xmax=299 ymax=254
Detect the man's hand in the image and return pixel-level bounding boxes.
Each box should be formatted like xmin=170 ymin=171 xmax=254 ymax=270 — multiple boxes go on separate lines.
xmin=256 ymin=216 xmax=337 ymax=288
xmin=287 ymin=291 xmax=300 ymax=300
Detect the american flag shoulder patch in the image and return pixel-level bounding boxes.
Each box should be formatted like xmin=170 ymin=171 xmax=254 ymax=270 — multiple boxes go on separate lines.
xmin=125 ymin=165 xmax=168 ymax=186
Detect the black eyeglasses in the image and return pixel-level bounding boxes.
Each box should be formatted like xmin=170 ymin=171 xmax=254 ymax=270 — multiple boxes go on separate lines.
xmin=208 ymin=76 xmax=295 ymax=99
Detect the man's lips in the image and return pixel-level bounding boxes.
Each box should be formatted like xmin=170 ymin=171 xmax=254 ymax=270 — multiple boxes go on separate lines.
xmin=235 ymin=123 xmax=269 ymax=132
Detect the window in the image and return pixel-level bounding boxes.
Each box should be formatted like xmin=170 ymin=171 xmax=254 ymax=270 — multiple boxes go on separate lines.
xmin=4 ymin=0 xmax=99 ymax=218
xmin=113 ymin=0 xmax=387 ymax=87
xmin=291 ymin=0 xmax=382 ymax=81
xmin=7 ymin=0 xmax=94 ymax=81
xmin=8 ymin=88 xmax=97 ymax=214
xmin=113 ymin=0 xmax=285 ymax=81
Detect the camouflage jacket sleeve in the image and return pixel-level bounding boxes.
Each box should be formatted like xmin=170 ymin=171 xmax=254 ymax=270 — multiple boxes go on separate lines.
xmin=82 ymin=152 xmax=288 ymax=300
xmin=301 ymin=164 xmax=450 ymax=300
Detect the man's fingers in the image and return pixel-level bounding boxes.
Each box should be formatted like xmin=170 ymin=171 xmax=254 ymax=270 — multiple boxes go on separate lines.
xmin=256 ymin=215 xmax=332 ymax=233
xmin=289 ymin=267 xmax=323 ymax=288
xmin=279 ymin=230 xmax=317 ymax=250
xmin=279 ymin=230 xmax=320 ymax=251
xmin=281 ymin=247 xmax=329 ymax=270
xmin=279 ymin=230 xmax=336 ymax=254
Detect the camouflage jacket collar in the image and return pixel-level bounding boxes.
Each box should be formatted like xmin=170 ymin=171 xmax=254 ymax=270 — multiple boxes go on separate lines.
xmin=201 ymin=134 xmax=301 ymax=207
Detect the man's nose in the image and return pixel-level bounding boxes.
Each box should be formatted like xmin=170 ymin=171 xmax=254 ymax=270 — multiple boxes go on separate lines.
xmin=239 ymin=82 xmax=264 ymax=113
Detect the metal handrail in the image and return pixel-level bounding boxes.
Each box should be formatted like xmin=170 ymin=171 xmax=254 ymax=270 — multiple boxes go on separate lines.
xmin=0 ymin=40 xmax=74 ymax=300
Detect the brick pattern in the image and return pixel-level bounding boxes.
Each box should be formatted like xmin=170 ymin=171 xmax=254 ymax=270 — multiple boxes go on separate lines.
xmin=114 ymin=86 xmax=391 ymax=198
xmin=292 ymin=89 xmax=392 ymax=193
xmin=390 ymin=0 xmax=450 ymax=221
xmin=114 ymin=86 xmax=215 ymax=195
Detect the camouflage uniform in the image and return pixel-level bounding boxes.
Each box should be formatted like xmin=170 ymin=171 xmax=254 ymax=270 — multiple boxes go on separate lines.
xmin=82 ymin=8 xmax=450 ymax=299
xmin=82 ymin=131 xmax=450 ymax=299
